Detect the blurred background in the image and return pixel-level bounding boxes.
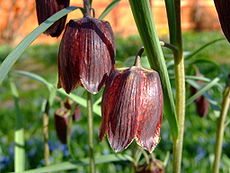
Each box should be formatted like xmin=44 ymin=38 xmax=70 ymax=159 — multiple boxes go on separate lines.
xmin=0 ymin=0 xmax=229 ymax=172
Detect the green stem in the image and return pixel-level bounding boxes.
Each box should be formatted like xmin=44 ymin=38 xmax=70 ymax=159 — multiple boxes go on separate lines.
xmin=42 ymin=100 xmax=50 ymax=166
xmin=10 ymin=81 xmax=25 ymax=172
xmin=87 ymin=92 xmax=96 ymax=173
xmin=171 ymin=0 xmax=186 ymax=172
xmin=83 ymin=0 xmax=91 ymax=17
xmin=173 ymin=58 xmax=185 ymax=173
xmin=213 ymin=86 xmax=230 ymax=173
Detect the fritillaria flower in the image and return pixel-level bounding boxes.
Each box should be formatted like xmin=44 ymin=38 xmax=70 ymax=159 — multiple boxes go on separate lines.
xmin=54 ymin=99 xmax=81 ymax=144
xmin=99 ymin=48 xmax=163 ymax=152
xmin=54 ymin=107 xmax=70 ymax=144
xmin=136 ymin=158 xmax=165 ymax=173
xmin=58 ymin=16 xmax=115 ymax=94
xmin=190 ymin=68 xmax=209 ymax=117
xmin=214 ymin=0 xmax=230 ymax=42
xmin=35 ymin=0 xmax=70 ymax=37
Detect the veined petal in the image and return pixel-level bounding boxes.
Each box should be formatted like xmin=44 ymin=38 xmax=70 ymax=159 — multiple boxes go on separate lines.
xmin=135 ymin=68 xmax=163 ymax=152
xmin=77 ymin=17 xmax=115 ymax=94
xmin=58 ymin=20 xmax=80 ymax=93
xmin=100 ymin=68 xmax=138 ymax=152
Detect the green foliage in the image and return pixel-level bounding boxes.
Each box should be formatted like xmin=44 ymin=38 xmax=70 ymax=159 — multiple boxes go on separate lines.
xmin=0 ymin=31 xmax=230 ymax=172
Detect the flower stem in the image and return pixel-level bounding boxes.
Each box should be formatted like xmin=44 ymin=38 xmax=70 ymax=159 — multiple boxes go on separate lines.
xmin=173 ymin=57 xmax=185 ymax=173
xmin=83 ymin=0 xmax=91 ymax=17
xmin=42 ymin=100 xmax=50 ymax=166
xmin=213 ymin=85 xmax=230 ymax=173
xmin=168 ymin=0 xmax=186 ymax=172
xmin=87 ymin=92 xmax=96 ymax=173
xmin=10 ymin=81 xmax=25 ymax=172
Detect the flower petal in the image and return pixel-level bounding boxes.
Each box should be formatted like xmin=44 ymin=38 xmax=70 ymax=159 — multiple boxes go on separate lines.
xmin=58 ymin=20 xmax=81 ymax=93
xmin=100 ymin=69 xmax=139 ymax=152
xmin=77 ymin=17 xmax=115 ymax=94
xmin=135 ymin=69 xmax=163 ymax=152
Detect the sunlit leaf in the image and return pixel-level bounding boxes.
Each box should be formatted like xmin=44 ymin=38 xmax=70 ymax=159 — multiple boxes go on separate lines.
xmin=187 ymin=77 xmax=220 ymax=105
xmin=98 ymin=0 xmax=121 ymax=20
xmin=185 ymin=38 xmax=225 ymax=59
xmin=19 ymin=154 xmax=133 ymax=173
xmin=13 ymin=70 xmax=101 ymax=116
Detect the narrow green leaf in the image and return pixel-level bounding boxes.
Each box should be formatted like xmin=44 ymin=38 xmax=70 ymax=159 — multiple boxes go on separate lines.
xmin=14 ymin=70 xmax=53 ymax=90
xmin=129 ymin=0 xmax=178 ymax=139
xmin=186 ymin=77 xmax=220 ymax=105
xmin=185 ymin=75 xmax=212 ymax=82
xmin=164 ymin=0 xmax=177 ymax=45
xmin=185 ymin=38 xmax=225 ymax=59
xmin=13 ymin=70 xmax=101 ymax=116
xmin=0 ymin=7 xmax=81 ymax=85
xmin=98 ymin=0 xmax=120 ymax=20
xmin=59 ymin=89 xmax=101 ymax=116
xmin=19 ymin=154 xmax=132 ymax=173
xmin=186 ymin=58 xmax=220 ymax=68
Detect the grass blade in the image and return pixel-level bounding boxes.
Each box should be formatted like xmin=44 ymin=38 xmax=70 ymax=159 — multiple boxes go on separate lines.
xmin=98 ymin=0 xmax=121 ymax=20
xmin=0 ymin=6 xmax=81 ymax=85
xmin=129 ymin=0 xmax=178 ymax=139
xmin=186 ymin=77 xmax=220 ymax=105
xmin=19 ymin=154 xmax=132 ymax=173
xmin=185 ymin=38 xmax=225 ymax=59
xmin=14 ymin=70 xmax=53 ymax=90
xmin=13 ymin=70 xmax=101 ymax=116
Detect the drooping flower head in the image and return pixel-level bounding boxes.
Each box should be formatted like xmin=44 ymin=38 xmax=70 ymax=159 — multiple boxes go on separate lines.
xmin=99 ymin=48 xmax=163 ymax=152
xmin=190 ymin=68 xmax=209 ymax=117
xmin=214 ymin=0 xmax=230 ymax=42
xmin=54 ymin=107 xmax=70 ymax=144
xmin=35 ymin=0 xmax=70 ymax=37
xmin=135 ymin=158 xmax=165 ymax=173
xmin=58 ymin=16 xmax=115 ymax=94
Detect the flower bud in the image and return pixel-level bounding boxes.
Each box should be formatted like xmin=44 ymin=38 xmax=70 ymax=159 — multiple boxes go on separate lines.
xmin=72 ymin=104 xmax=81 ymax=122
xmin=190 ymin=86 xmax=209 ymax=117
xmin=58 ymin=16 xmax=115 ymax=94
xmin=99 ymin=48 xmax=163 ymax=152
xmin=54 ymin=108 xmax=70 ymax=144
xmin=35 ymin=0 xmax=70 ymax=37
xmin=214 ymin=0 xmax=230 ymax=42
xmin=136 ymin=159 xmax=165 ymax=173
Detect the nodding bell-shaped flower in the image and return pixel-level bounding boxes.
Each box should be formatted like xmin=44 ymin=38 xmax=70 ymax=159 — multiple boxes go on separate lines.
xmin=54 ymin=107 xmax=70 ymax=144
xmin=58 ymin=16 xmax=115 ymax=94
xmin=190 ymin=68 xmax=209 ymax=117
xmin=35 ymin=0 xmax=70 ymax=37
xmin=135 ymin=158 xmax=165 ymax=173
xmin=214 ymin=0 xmax=230 ymax=42
xmin=99 ymin=48 xmax=163 ymax=152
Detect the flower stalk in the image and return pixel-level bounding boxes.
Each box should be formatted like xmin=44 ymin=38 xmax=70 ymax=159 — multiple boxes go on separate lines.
xmin=10 ymin=81 xmax=25 ymax=172
xmin=42 ymin=100 xmax=50 ymax=166
xmin=83 ymin=0 xmax=91 ymax=17
xmin=87 ymin=92 xmax=96 ymax=173
xmin=164 ymin=0 xmax=186 ymax=172
xmin=213 ymin=84 xmax=230 ymax=173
